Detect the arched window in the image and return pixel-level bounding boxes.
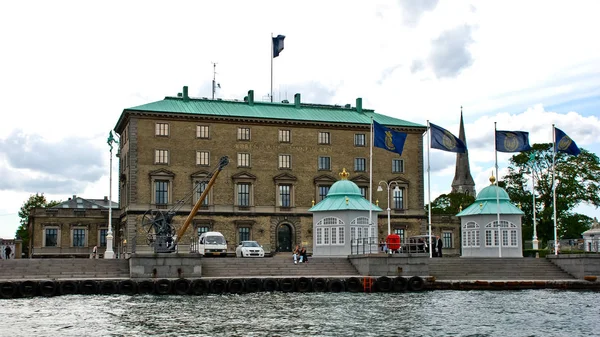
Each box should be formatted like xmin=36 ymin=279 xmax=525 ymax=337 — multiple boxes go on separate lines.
xmin=485 ymin=221 xmax=518 ymax=247
xmin=462 ymin=221 xmax=480 ymax=248
xmin=350 ymin=216 xmax=371 ymax=244
xmin=316 ymin=217 xmax=345 ymax=246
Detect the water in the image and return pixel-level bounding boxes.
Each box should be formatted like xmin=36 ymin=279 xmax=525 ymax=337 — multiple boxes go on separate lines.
xmin=2 ymin=290 xmax=599 ymax=337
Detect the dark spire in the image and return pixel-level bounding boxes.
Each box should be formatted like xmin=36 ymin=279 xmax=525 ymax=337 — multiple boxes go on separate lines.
xmin=451 ymin=107 xmax=476 ymax=196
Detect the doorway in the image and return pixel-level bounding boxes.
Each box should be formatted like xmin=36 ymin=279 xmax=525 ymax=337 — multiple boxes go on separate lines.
xmin=277 ymin=224 xmax=292 ymax=252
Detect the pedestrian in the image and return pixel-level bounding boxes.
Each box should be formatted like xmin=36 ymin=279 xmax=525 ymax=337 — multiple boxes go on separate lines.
xmin=431 ymin=236 xmax=437 ymax=257
xmin=292 ymin=245 xmax=300 ymax=264
xmin=437 ymin=236 xmax=443 ymax=257
xmin=92 ymin=245 xmax=98 ymax=259
xmin=4 ymin=246 xmax=12 ymax=259
xmin=300 ymin=247 xmax=308 ymax=263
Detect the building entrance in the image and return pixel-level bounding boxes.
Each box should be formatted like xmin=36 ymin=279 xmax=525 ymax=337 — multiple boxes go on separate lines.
xmin=276 ymin=224 xmax=292 ymax=252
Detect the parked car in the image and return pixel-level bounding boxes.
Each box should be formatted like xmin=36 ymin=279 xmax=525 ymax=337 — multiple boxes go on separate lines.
xmin=198 ymin=231 xmax=228 ymax=257
xmin=236 ymin=241 xmax=265 ymax=258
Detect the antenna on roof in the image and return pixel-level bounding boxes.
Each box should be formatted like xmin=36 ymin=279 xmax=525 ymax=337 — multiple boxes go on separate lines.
xmin=211 ymin=62 xmax=220 ymax=100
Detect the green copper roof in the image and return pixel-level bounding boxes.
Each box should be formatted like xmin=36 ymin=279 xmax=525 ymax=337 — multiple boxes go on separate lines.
xmin=310 ymin=174 xmax=382 ymax=212
xmin=123 ymin=95 xmax=425 ymax=128
xmin=456 ymin=185 xmax=524 ymax=216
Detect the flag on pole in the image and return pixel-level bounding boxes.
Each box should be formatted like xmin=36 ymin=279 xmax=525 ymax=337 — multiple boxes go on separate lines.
xmin=429 ymin=123 xmax=467 ymax=153
xmin=555 ymin=127 xmax=580 ymax=156
xmin=373 ymin=120 xmax=407 ymax=156
xmin=272 ymin=35 xmax=285 ymax=58
xmin=495 ymin=130 xmax=531 ymax=152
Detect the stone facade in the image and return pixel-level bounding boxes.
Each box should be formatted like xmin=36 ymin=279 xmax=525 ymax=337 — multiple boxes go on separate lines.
xmin=115 ymin=92 xmax=428 ymax=255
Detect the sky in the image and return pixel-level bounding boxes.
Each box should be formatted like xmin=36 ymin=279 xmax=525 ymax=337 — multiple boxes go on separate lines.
xmin=1 ymin=0 xmax=599 ymax=239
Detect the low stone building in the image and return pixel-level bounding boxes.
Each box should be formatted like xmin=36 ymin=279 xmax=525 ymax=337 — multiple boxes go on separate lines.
xmin=456 ymin=176 xmax=525 ymax=258
xmin=309 ymin=168 xmax=382 ymax=257
xmin=28 ymin=195 xmax=120 ymax=258
xmin=582 ymin=217 xmax=600 ymax=252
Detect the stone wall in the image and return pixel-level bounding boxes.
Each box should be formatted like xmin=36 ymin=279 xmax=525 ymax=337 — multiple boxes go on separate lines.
xmin=547 ymin=254 xmax=600 ymax=279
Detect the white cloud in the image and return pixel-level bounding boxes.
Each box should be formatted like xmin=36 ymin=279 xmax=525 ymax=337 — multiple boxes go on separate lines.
xmin=1 ymin=0 xmax=599 ymax=237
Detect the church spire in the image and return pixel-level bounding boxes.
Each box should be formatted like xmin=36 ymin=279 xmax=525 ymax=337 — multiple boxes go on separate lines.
xmin=451 ymin=107 xmax=476 ymax=195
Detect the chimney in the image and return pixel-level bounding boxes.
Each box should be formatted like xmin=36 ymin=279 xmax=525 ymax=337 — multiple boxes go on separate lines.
xmin=104 ymin=196 xmax=108 ymax=202
xmin=356 ymin=98 xmax=362 ymax=113
xmin=183 ymin=86 xmax=189 ymax=102
xmin=294 ymin=93 xmax=301 ymax=108
xmin=247 ymin=90 xmax=254 ymax=106
xmin=344 ymin=104 xmax=351 ymax=108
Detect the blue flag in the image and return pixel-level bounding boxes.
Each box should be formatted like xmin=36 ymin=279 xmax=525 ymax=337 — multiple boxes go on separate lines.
xmin=373 ymin=120 xmax=407 ymax=156
xmin=272 ymin=35 xmax=285 ymax=58
xmin=495 ymin=130 xmax=531 ymax=152
xmin=430 ymin=123 xmax=467 ymax=153
xmin=555 ymin=127 xmax=580 ymax=156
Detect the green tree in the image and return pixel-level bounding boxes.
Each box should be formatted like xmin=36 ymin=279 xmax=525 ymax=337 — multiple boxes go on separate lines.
xmin=16 ymin=193 xmax=61 ymax=255
xmin=503 ymin=143 xmax=600 ymax=247
xmin=426 ymin=192 xmax=476 ymax=215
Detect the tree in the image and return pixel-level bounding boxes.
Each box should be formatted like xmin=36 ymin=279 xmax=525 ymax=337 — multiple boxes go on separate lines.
xmin=16 ymin=193 xmax=61 ymax=255
xmin=426 ymin=192 xmax=476 ymax=215
xmin=503 ymin=143 xmax=600 ymax=247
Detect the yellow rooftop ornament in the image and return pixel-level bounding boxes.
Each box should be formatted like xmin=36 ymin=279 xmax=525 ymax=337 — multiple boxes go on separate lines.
xmin=339 ymin=168 xmax=349 ymax=180
xmin=489 ymin=171 xmax=496 ymax=185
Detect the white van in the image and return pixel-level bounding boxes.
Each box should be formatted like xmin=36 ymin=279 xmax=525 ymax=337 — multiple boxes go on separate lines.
xmin=198 ymin=231 xmax=227 ymax=257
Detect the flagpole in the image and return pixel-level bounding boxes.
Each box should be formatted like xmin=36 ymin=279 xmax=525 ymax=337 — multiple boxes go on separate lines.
xmin=532 ymin=158 xmax=538 ymax=250
xmin=270 ymin=33 xmax=274 ymax=103
xmin=494 ymin=122 xmax=502 ymax=258
xmin=427 ymin=121 xmax=432 ymax=258
xmin=369 ymin=117 xmax=374 ymax=251
xmin=552 ymin=124 xmax=558 ymax=255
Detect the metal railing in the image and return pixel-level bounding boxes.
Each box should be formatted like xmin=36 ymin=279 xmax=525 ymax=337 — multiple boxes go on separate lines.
xmin=350 ymin=237 xmax=433 ymax=255
xmin=547 ymin=238 xmax=600 ymax=253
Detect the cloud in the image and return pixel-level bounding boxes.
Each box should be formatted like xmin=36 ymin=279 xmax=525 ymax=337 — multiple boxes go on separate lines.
xmin=397 ymin=0 xmax=439 ymax=27
xmin=0 ymin=130 xmax=105 ymax=192
xmin=410 ymin=60 xmax=424 ymax=74
xmin=428 ymin=25 xmax=475 ymax=78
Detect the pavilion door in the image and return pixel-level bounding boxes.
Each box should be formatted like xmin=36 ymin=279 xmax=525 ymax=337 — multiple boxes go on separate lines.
xmin=277 ymin=224 xmax=292 ymax=252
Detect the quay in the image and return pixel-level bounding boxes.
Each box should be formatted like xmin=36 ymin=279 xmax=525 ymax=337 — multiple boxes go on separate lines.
xmin=0 ymin=254 xmax=598 ymax=298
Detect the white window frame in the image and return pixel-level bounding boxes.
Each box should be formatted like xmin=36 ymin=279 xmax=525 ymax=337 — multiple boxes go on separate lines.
xmin=318 ymin=131 xmax=331 ymax=145
xmin=196 ymin=125 xmax=209 ymax=139
xmin=316 ymin=217 xmax=345 ymax=246
xmin=279 ymin=154 xmax=291 ymax=169
xmin=155 ymin=123 xmax=169 ymax=136
xmin=196 ymin=151 xmax=210 ymax=166
xmin=279 ymin=129 xmax=291 ymax=143
xmin=237 ymin=127 xmax=251 ymax=141
xmin=392 ymin=159 xmax=404 ymax=173
xmin=155 ymin=149 xmax=169 ymax=164
xmin=237 ymin=153 xmax=251 ymax=168
xmin=462 ymin=221 xmax=480 ymax=247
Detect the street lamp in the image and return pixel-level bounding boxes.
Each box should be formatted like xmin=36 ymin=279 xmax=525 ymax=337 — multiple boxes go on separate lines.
xmin=377 ymin=181 xmax=401 ymax=236
xmin=105 ymin=131 xmax=119 ymax=259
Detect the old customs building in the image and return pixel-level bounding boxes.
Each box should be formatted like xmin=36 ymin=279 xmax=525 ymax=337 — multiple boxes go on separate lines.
xmin=114 ymin=87 xmax=429 ymax=255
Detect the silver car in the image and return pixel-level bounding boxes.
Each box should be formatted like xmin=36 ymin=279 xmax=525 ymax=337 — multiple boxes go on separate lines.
xmin=235 ymin=241 xmax=265 ymax=258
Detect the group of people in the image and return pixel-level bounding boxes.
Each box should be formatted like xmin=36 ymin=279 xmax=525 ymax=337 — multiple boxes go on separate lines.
xmin=292 ymin=245 xmax=308 ymax=264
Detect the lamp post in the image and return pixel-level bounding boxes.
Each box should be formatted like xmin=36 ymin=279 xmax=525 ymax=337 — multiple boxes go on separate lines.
xmin=377 ymin=180 xmax=401 ymax=236
xmin=105 ymin=131 xmax=119 ymax=259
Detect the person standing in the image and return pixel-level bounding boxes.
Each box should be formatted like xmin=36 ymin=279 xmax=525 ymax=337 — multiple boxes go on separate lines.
xmin=4 ymin=245 xmax=12 ymax=259
xmin=437 ymin=236 xmax=443 ymax=257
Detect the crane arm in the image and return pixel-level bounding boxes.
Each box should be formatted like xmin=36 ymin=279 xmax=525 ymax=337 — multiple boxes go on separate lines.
xmin=173 ymin=156 xmax=229 ymax=246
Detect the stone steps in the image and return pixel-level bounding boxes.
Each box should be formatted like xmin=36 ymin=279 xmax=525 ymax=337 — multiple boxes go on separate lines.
xmin=0 ymin=259 xmax=130 ymax=280
xmin=428 ymin=258 xmax=575 ymax=280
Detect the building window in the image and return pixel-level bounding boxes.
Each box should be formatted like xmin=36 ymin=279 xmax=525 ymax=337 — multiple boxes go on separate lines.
xmin=238 ymin=183 xmax=251 ymax=207
xmin=359 ymin=187 xmax=368 ymax=199
xmin=394 ymin=228 xmax=406 ymax=242
xmin=392 ymin=159 xmax=404 ymax=173
xmin=393 ymin=188 xmax=404 ymax=209
xmin=239 ymin=227 xmax=250 ymax=242
xmin=279 ymin=184 xmax=291 ymax=207
xmin=73 ymin=228 xmax=86 ymax=247
xmin=279 ymin=154 xmax=291 ymax=169
xmin=279 ymin=129 xmax=291 ymax=143
xmin=197 ymin=226 xmax=210 ymax=236
xmin=99 ymin=228 xmax=107 ymax=247
xmin=238 ymin=153 xmax=251 ymax=168
xmin=238 ymin=127 xmax=251 ymax=141
xmin=196 ymin=125 xmax=209 ymax=139
xmin=354 ymin=158 xmax=366 ymax=172
xmin=196 ymin=151 xmax=210 ymax=166
xmin=485 ymin=221 xmax=517 ymax=247
xmin=316 ymin=217 xmax=344 ymax=246
xmin=350 ymin=217 xmax=370 ymax=244
xmin=318 ymin=185 xmax=330 ymax=201
xmin=155 ymin=180 xmax=169 ymax=205
xmin=318 ymin=156 xmax=331 ymax=170
xmin=195 ymin=181 xmax=209 ymax=206
xmin=318 ymin=132 xmax=330 ymax=145
xmin=463 ymin=221 xmax=480 ymax=247
xmin=443 ymin=231 xmax=452 ymax=249
xmin=155 ymin=123 xmax=169 ymax=136
xmin=45 ymin=228 xmax=58 ymax=247
xmin=354 ymin=134 xmax=366 ymax=147
xmin=155 ymin=149 xmax=169 ymax=164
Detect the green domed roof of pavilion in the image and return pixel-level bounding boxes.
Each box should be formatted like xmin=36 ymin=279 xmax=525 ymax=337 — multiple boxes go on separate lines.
xmin=309 ymin=168 xmax=382 ymax=213
xmin=456 ymin=174 xmax=524 ymax=217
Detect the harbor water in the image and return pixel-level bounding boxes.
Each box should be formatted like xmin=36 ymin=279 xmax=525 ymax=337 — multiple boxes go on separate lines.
xmin=3 ymin=290 xmax=599 ymax=337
